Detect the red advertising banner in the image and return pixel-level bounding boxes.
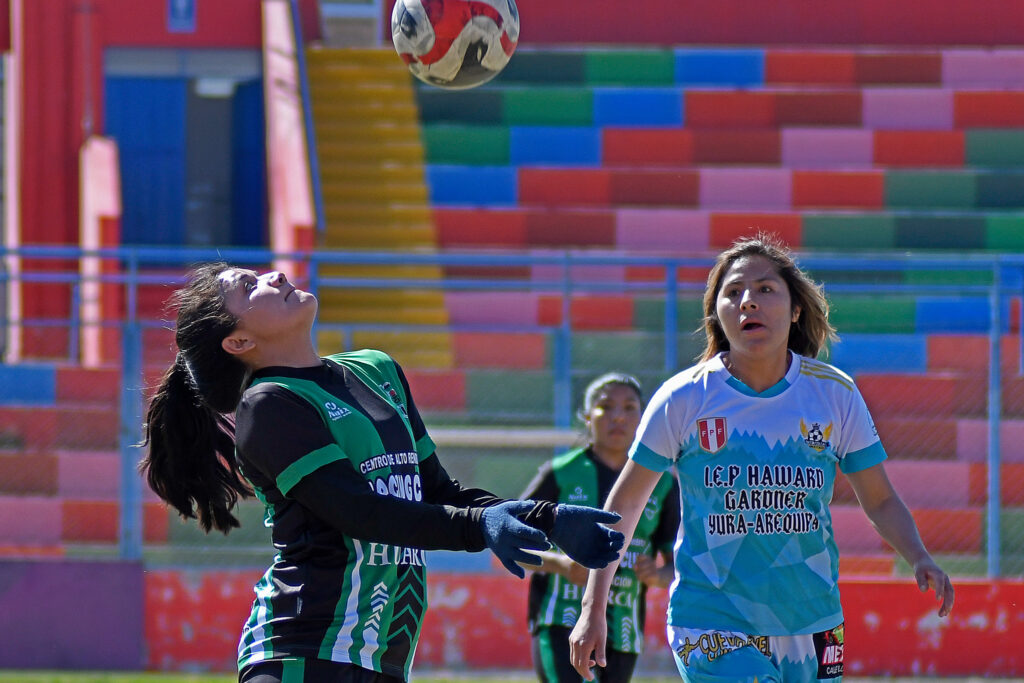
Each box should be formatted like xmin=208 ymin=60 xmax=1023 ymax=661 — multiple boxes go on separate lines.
xmin=145 ymin=570 xmax=1024 ymax=675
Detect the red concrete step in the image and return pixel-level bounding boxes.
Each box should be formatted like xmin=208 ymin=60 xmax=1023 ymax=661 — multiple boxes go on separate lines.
xmin=873 ymin=130 xmax=965 ymax=166
xmin=537 ymin=295 xmax=635 ymax=330
xmin=685 ymin=90 xmax=863 ymax=127
xmin=968 ymin=463 xmax=1024 ymax=506
xmin=518 ymin=168 xmax=611 ymax=206
xmin=452 ymin=332 xmax=547 ymax=369
xmin=0 ymin=496 xmax=62 ymax=545
xmin=838 ymin=554 xmax=896 ymax=576
xmin=857 ymin=373 xmax=986 ymax=418
xmin=855 ymin=53 xmax=943 ymax=84
xmin=954 ymin=91 xmax=1024 ymax=127
xmin=402 ymin=369 xmax=467 ymax=413
xmin=56 ymin=366 xmax=120 ymax=402
xmin=926 ymin=334 xmax=1021 ymax=374
xmin=0 ymin=405 xmax=119 ymax=450
xmin=0 ymin=452 xmax=58 ymax=495
xmin=792 ymin=170 xmax=884 ymax=209
xmin=913 ymin=508 xmax=983 ymax=553
xmin=832 ymin=504 xmax=981 ymax=554
xmin=434 ymin=208 xmax=527 ymax=249
xmin=765 ymin=50 xmax=944 ymax=86
xmin=136 ymin=269 xmax=188 ymax=318
xmin=602 ymin=129 xmax=693 ymax=166
xmin=692 ymin=129 xmax=781 ymax=164
xmin=833 ymin=460 xmax=970 ymax=507
xmin=518 ymin=168 xmax=702 ymax=208
xmin=766 ymin=51 xmax=858 ymax=86
xmin=710 ymin=212 xmax=802 ymax=248
xmin=60 ymin=500 xmax=169 ymax=544
xmin=874 ymin=416 xmax=959 ymax=459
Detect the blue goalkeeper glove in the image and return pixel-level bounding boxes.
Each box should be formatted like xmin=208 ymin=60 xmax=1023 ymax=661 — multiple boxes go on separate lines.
xmin=549 ymin=504 xmax=624 ymax=569
xmin=481 ymin=500 xmax=551 ymax=579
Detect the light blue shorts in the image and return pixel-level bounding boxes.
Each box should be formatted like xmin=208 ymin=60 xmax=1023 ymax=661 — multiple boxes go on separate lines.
xmin=667 ymin=623 xmax=845 ymax=683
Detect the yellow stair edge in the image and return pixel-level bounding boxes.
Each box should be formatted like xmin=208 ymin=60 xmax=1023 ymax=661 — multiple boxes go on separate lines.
xmin=317 ymin=331 xmax=454 ymax=370
xmin=309 ymin=45 xmax=449 ymax=369
xmin=316 ymin=306 xmax=449 ymax=327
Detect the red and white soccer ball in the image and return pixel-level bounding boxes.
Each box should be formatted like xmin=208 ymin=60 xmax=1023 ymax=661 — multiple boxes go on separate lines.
xmin=391 ymin=0 xmax=520 ymax=90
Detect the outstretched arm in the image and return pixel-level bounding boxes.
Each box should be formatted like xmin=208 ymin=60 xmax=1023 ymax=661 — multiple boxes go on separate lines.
xmin=569 ymin=460 xmax=663 ymax=680
xmin=846 ymin=463 xmax=954 ymax=617
xmin=290 ymin=458 xmax=492 ymax=551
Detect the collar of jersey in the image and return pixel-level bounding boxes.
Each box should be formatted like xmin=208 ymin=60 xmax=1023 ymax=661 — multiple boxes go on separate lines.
xmin=718 ymin=351 xmax=801 ymax=398
xmin=251 ymin=358 xmax=329 ymax=381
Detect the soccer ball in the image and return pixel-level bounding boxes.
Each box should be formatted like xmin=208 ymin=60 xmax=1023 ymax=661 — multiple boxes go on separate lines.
xmin=391 ymin=0 xmax=520 ymax=90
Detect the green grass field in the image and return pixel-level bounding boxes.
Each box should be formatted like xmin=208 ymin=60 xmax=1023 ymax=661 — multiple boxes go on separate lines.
xmin=0 ymin=675 xmax=655 ymax=683
xmin=0 ymin=675 xmax=646 ymax=683
xmin=0 ymin=673 xmax=1019 ymax=683
xmin=0 ymin=675 xmax=683 ymax=683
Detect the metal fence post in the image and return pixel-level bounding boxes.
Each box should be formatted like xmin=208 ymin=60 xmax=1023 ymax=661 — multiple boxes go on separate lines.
xmin=553 ymin=253 xmax=572 ymax=428
xmin=69 ymin=281 xmax=81 ymax=362
xmin=987 ymin=264 xmax=1003 ymax=577
xmin=665 ymin=261 xmax=678 ymax=374
xmin=119 ymin=255 xmax=143 ymax=560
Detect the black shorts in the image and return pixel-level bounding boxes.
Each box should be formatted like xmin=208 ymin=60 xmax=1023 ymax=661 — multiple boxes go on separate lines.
xmin=532 ymin=625 xmax=639 ymax=683
xmin=239 ymin=658 xmax=405 ymax=683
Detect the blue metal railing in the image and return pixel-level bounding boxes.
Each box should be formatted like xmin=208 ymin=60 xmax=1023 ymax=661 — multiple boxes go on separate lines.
xmin=0 ymin=244 xmax=1019 ymax=575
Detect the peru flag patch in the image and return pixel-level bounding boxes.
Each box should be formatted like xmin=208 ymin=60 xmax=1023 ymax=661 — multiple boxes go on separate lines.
xmin=697 ymin=417 xmax=728 ymax=453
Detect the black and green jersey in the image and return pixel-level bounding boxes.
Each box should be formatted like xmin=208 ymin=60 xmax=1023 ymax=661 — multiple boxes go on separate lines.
xmin=233 ymin=350 xmax=556 ymax=679
xmin=523 ymin=448 xmax=679 ymax=654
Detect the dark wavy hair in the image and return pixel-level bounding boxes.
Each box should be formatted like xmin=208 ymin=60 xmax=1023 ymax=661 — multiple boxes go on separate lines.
xmin=700 ymin=233 xmax=837 ymax=362
xmin=139 ymin=262 xmax=252 ymax=533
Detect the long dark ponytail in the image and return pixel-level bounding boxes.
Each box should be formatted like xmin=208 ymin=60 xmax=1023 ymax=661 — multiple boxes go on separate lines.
xmin=140 ymin=262 xmax=253 ymax=533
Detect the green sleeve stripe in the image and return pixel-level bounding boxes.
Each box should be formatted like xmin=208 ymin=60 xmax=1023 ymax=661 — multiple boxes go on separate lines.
xmin=277 ymin=443 xmax=347 ymax=495
xmin=417 ymin=433 xmax=436 ymax=458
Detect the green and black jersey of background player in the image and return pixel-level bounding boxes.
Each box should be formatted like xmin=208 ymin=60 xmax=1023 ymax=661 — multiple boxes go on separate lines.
xmin=233 ymin=349 xmax=557 ymax=679
xmin=522 ymin=448 xmax=679 ymax=654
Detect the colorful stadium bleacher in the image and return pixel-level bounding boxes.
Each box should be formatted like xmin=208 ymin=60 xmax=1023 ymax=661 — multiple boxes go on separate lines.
xmin=3 ymin=43 xmax=1024 ymax=574
xmin=409 ymin=45 xmax=1024 ymax=573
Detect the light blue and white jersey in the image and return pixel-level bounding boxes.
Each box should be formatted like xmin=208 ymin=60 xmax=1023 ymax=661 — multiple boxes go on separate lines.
xmin=630 ymin=351 xmax=886 ymax=636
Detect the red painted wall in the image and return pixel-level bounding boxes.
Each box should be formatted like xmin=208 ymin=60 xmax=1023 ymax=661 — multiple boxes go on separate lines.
xmin=384 ymin=0 xmax=1024 ymax=46
xmin=146 ymin=570 xmax=1024 ymax=676
xmin=20 ymin=0 xmax=322 ymax=246
xmin=106 ymin=0 xmax=320 ymax=46
xmin=15 ymin=0 xmax=320 ymax=356
xmin=0 ymin=0 xmax=9 ymax=51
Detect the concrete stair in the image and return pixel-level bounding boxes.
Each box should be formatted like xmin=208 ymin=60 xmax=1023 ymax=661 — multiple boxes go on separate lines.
xmin=307 ymin=47 xmax=453 ymax=369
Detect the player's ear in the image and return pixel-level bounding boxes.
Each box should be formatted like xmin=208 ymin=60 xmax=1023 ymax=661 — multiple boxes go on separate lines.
xmin=222 ymin=332 xmax=255 ymax=356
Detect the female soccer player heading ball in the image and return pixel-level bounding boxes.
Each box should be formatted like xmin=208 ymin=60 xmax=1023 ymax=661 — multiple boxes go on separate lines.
xmin=140 ymin=262 xmax=624 ymax=683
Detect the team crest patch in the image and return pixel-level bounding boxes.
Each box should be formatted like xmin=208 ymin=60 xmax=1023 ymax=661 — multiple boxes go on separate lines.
xmin=697 ymin=417 xmax=728 ymax=453
xmin=800 ymin=419 xmax=833 ymax=451
xmin=380 ymin=381 xmax=408 ymax=416
xmin=643 ymin=495 xmax=661 ymax=520
xmin=324 ymin=401 xmax=351 ymax=420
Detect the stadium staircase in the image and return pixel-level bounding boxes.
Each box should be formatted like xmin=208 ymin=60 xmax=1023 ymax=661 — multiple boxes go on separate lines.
xmin=305 ymin=47 xmax=454 ymax=370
